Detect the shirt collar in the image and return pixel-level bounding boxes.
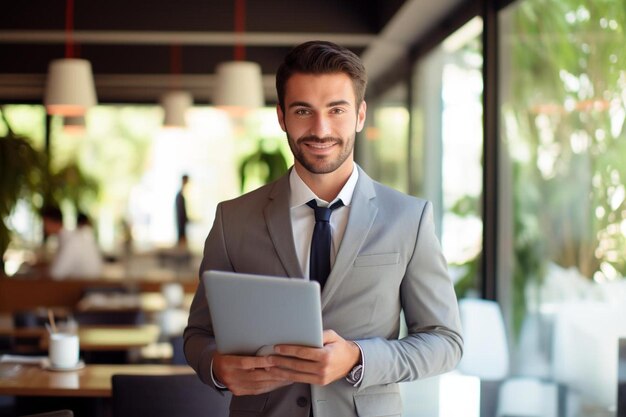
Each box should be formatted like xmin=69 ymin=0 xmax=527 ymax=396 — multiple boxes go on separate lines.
xmin=289 ymin=164 xmax=359 ymax=209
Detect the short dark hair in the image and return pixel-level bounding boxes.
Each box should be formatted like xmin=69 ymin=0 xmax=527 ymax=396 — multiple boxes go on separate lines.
xmin=77 ymin=212 xmax=91 ymax=226
xmin=275 ymin=40 xmax=367 ymax=111
xmin=41 ymin=206 xmax=63 ymax=223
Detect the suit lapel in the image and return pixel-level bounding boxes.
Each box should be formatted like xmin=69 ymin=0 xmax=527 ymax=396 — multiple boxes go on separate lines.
xmin=321 ymin=167 xmax=378 ymax=310
xmin=263 ymin=174 xmax=304 ymax=279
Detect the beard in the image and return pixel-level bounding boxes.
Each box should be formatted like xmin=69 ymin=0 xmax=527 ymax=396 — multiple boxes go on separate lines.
xmin=287 ymin=132 xmax=355 ymax=175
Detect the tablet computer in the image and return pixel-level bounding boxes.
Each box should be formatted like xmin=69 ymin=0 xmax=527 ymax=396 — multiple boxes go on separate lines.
xmin=202 ymin=270 xmax=323 ymax=356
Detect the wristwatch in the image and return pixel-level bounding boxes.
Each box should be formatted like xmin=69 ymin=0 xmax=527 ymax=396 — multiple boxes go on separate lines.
xmin=346 ymin=363 xmax=363 ymax=385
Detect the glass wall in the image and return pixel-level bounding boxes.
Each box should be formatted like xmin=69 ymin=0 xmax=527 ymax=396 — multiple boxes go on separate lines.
xmin=412 ymin=17 xmax=484 ymax=299
xmin=499 ymin=0 xmax=626 ymax=415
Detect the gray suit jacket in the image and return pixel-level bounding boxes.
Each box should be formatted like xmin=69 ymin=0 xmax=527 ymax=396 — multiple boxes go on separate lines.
xmin=184 ymin=166 xmax=463 ymax=417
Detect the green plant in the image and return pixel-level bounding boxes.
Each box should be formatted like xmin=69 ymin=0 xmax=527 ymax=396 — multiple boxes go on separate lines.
xmin=503 ymin=0 xmax=626 ymax=336
xmin=48 ymin=163 xmax=99 ymax=215
xmin=0 ymin=108 xmax=43 ymax=271
xmin=239 ymin=139 xmax=288 ymax=192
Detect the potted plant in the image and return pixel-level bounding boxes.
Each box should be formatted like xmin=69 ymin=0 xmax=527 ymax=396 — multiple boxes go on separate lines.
xmin=0 ymin=108 xmax=43 ymax=273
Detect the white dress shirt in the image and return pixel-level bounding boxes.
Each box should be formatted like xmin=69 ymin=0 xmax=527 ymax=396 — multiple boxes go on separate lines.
xmin=288 ymin=166 xmax=359 ymax=279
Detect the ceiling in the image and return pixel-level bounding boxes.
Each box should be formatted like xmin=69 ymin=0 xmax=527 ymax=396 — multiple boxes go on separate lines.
xmin=0 ymin=0 xmax=466 ymax=105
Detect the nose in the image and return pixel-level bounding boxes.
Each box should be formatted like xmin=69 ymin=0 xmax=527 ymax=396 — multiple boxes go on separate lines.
xmin=309 ymin=114 xmax=332 ymax=138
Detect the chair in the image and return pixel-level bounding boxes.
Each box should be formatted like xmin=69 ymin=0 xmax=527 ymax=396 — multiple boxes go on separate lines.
xmin=169 ymin=335 xmax=186 ymax=365
xmin=455 ymin=299 xmax=560 ymax=417
xmin=454 ymin=299 xmax=510 ymax=417
xmin=496 ymin=378 xmax=557 ymax=417
xmin=456 ymin=298 xmax=509 ymax=380
xmin=111 ymin=374 xmax=230 ymax=417
xmin=11 ymin=310 xmax=46 ymax=355
xmin=74 ymin=310 xmax=145 ymax=326
xmin=20 ymin=410 xmax=74 ymax=417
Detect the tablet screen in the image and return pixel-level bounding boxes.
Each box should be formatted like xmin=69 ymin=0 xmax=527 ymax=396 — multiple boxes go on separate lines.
xmin=203 ymin=270 xmax=323 ymax=355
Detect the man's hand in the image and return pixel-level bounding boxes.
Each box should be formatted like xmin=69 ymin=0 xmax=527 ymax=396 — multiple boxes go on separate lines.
xmin=268 ymin=330 xmax=361 ymax=386
xmin=212 ymin=352 xmax=293 ymax=396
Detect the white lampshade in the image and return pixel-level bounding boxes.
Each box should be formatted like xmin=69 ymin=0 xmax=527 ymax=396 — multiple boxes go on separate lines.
xmin=213 ymin=61 xmax=264 ymax=110
xmin=160 ymin=90 xmax=193 ymax=128
xmin=63 ymin=115 xmax=86 ymax=135
xmin=44 ymin=58 xmax=97 ymax=116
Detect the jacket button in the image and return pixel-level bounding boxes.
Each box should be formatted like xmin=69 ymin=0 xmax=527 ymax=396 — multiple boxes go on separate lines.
xmin=296 ymin=396 xmax=309 ymax=407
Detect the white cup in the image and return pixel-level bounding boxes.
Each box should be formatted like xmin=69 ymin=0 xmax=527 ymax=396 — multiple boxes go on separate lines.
xmin=49 ymin=333 xmax=80 ymax=368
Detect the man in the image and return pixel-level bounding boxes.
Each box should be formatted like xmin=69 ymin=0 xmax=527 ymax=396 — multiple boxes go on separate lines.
xmin=175 ymin=174 xmax=189 ymax=244
xmin=41 ymin=207 xmax=103 ymax=279
xmin=184 ymin=41 xmax=463 ymax=417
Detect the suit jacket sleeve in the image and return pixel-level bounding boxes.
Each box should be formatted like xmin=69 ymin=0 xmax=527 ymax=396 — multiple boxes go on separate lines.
xmin=355 ymin=201 xmax=463 ymax=389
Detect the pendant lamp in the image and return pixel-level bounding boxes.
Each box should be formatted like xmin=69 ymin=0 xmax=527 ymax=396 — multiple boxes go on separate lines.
xmin=45 ymin=59 xmax=97 ymax=116
xmin=161 ymin=45 xmax=193 ymax=128
xmin=213 ymin=0 xmax=264 ymax=110
xmin=214 ymin=61 xmax=264 ymax=109
xmin=161 ymin=90 xmax=193 ymax=128
xmin=44 ymin=0 xmax=97 ymax=116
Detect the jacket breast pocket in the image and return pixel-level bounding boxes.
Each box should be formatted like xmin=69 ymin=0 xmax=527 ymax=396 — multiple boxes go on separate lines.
xmin=353 ymin=253 xmax=400 ymax=268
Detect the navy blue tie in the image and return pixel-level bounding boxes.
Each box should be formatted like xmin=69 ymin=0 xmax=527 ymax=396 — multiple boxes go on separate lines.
xmin=307 ymin=199 xmax=344 ymax=290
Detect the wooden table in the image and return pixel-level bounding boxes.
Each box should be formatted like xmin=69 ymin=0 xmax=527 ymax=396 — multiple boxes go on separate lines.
xmin=56 ymin=325 xmax=160 ymax=351
xmin=1 ymin=322 xmax=160 ymax=352
xmin=75 ymin=292 xmax=193 ymax=314
xmin=0 ymin=363 xmax=194 ymax=397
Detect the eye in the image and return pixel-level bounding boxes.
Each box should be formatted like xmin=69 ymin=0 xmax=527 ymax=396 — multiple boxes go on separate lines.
xmin=294 ymin=108 xmax=311 ymax=116
xmin=330 ymin=107 xmax=346 ymax=115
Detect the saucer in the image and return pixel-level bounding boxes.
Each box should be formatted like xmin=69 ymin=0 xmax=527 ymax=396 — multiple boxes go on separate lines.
xmin=42 ymin=359 xmax=85 ymax=372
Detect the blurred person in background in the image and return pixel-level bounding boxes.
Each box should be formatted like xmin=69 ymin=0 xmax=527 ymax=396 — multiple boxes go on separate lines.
xmin=175 ymin=174 xmax=190 ymax=246
xmin=41 ymin=207 xmax=103 ymax=279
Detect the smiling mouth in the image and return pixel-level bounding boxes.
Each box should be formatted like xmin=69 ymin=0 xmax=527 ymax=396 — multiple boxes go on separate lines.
xmin=305 ymin=142 xmax=336 ymax=150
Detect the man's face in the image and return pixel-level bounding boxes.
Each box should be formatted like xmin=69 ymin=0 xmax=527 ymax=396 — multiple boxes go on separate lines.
xmin=277 ymin=73 xmax=366 ymax=176
xmin=43 ymin=218 xmax=62 ymax=235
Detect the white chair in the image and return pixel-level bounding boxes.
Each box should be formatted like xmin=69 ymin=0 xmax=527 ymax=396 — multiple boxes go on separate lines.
xmin=496 ymin=378 xmax=557 ymax=417
xmin=456 ymin=299 xmax=558 ymax=417
xmin=457 ymin=298 xmax=509 ymax=380
xmin=551 ymin=301 xmax=622 ymax=410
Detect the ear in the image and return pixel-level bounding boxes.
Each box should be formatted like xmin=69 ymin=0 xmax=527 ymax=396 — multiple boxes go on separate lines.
xmin=276 ymin=104 xmax=287 ymax=132
xmin=356 ymin=101 xmax=367 ymax=133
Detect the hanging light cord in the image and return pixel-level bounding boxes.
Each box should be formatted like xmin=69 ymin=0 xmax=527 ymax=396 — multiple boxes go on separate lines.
xmin=170 ymin=44 xmax=182 ymax=90
xmin=234 ymin=0 xmax=246 ymax=61
xmin=65 ymin=0 xmax=75 ymax=58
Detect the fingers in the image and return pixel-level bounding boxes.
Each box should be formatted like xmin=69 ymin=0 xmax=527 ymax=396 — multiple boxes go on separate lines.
xmin=213 ymin=353 xmax=291 ymax=396
xmin=270 ymin=331 xmax=360 ymax=387
xmin=267 ymin=348 xmax=334 ymax=385
xmin=236 ymin=355 xmax=274 ymax=370
xmin=322 ymin=329 xmax=339 ymax=344
xmin=211 ymin=330 xmax=355 ymax=392
xmin=273 ymin=344 xmax=323 ymax=361
xmin=269 ymin=354 xmax=325 ymax=375
xmin=219 ymin=354 xmax=273 ymax=370
xmin=275 ymin=329 xmax=341 ymax=359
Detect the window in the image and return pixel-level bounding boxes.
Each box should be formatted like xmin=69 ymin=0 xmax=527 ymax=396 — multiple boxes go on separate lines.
xmin=500 ymin=1 xmax=626 ymax=414
xmin=412 ymin=17 xmax=484 ymax=299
